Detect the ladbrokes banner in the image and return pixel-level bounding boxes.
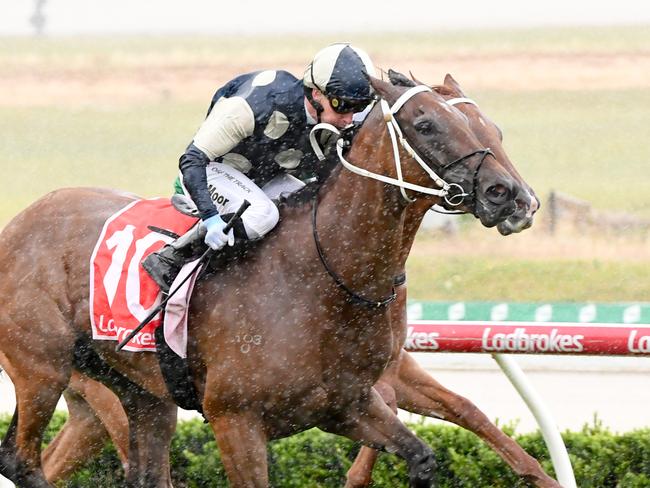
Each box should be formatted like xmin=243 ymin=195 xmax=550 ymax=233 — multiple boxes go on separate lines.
xmin=406 ymin=321 xmax=650 ymax=356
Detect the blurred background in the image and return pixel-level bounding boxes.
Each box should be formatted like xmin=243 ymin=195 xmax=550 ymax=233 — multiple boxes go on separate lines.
xmin=1 ymin=0 xmax=649 ymax=436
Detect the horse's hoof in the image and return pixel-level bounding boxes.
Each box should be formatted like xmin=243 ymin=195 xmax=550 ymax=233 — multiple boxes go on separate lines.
xmin=0 ymin=447 xmax=17 ymax=483
xmin=408 ymin=452 xmax=436 ymax=488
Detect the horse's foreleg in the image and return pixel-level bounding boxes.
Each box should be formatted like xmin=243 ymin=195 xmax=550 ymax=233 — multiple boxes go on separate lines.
xmin=205 ymin=410 xmax=269 ymax=488
xmin=74 ymin=373 xmax=129 ymax=468
xmin=120 ymin=391 xmax=176 ymax=488
xmin=42 ymin=374 xmax=129 ymax=483
xmin=345 ymin=380 xmax=398 ymax=488
xmin=329 ymin=388 xmax=436 ymax=488
xmin=42 ymin=387 xmax=109 ymax=482
xmin=393 ymin=351 xmax=561 ymax=488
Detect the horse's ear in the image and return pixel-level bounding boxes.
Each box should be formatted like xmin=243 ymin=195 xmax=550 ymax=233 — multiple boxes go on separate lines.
xmin=369 ymin=75 xmax=403 ymax=103
xmin=409 ymin=71 xmax=427 ymax=86
xmin=387 ymin=69 xmax=416 ymax=87
xmin=444 ymin=73 xmax=466 ymax=97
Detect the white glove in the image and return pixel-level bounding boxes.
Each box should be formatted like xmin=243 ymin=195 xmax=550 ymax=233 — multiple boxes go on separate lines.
xmin=203 ymin=215 xmax=235 ymax=250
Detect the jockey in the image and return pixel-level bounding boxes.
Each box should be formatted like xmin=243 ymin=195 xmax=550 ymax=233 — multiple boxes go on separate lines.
xmin=143 ymin=43 xmax=376 ymax=292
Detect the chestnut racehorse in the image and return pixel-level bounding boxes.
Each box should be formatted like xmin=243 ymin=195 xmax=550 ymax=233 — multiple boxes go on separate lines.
xmin=344 ymin=72 xmax=558 ymax=488
xmin=39 ymin=73 xmax=556 ymax=488
xmin=0 ymin=76 xmax=529 ymax=487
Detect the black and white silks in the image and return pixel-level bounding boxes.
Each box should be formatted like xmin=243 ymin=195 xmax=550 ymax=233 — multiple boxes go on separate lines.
xmin=179 ymin=70 xmax=319 ymax=222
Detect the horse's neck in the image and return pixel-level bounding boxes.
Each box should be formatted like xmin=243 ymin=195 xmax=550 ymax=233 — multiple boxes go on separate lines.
xmin=347 ymin=103 xmax=442 ymax=277
xmin=313 ymin=106 xmax=438 ymax=293
xmin=397 ymin=200 xmax=437 ymax=272
xmin=312 ymin=137 xmax=406 ymax=298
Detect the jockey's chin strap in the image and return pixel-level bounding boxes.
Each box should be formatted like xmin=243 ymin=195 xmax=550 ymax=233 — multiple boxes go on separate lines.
xmin=309 ymin=85 xmax=471 ymax=206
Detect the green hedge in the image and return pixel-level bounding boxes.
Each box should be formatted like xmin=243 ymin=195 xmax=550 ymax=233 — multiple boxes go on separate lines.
xmin=1 ymin=413 xmax=649 ymax=487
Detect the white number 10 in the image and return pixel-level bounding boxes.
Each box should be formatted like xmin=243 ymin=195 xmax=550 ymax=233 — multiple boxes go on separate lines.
xmin=102 ymin=225 xmax=173 ymax=321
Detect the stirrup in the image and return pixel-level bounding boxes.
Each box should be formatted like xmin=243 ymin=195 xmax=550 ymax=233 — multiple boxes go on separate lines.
xmin=142 ymin=223 xmax=206 ymax=293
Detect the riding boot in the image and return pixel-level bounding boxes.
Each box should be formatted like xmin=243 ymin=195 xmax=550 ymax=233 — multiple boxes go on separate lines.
xmin=142 ymin=224 xmax=207 ymax=293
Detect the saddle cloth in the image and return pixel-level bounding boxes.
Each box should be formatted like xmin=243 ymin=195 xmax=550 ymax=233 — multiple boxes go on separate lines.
xmin=90 ymin=198 xmax=198 ymax=352
xmin=89 ymin=174 xmax=306 ymax=355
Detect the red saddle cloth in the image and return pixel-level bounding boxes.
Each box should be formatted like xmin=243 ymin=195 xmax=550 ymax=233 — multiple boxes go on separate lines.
xmin=90 ymin=198 xmax=198 ymax=352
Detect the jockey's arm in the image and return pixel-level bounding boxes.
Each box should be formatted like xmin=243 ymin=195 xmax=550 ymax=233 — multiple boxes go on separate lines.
xmin=179 ymin=96 xmax=255 ymax=221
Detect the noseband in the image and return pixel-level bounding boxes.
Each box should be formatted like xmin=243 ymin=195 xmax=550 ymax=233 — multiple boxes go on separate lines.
xmin=439 ymin=148 xmax=494 ymax=211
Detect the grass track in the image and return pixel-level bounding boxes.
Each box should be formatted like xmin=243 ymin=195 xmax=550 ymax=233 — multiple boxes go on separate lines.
xmin=406 ymin=253 xmax=650 ymax=302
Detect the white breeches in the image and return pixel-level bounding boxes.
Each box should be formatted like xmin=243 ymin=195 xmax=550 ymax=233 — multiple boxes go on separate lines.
xmin=179 ymin=163 xmax=304 ymax=240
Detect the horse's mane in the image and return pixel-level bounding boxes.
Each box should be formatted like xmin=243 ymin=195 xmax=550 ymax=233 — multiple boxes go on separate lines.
xmin=385 ymin=68 xmax=459 ymax=99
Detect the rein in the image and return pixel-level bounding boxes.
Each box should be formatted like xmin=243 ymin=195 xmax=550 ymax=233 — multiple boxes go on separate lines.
xmin=311 ymin=192 xmax=397 ymax=308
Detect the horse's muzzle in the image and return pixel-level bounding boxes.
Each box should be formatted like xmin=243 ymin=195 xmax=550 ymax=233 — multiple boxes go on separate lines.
xmin=496 ymin=192 xmax=539 ymax=235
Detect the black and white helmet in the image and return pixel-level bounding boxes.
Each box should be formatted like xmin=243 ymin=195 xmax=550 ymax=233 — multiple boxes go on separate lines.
xmin=304 ymin=43 xmax=376 ymax=113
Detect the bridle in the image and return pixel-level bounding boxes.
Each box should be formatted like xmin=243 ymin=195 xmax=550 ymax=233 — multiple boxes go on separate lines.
xmin=310 ymin=85 xmax=495 ymax=211
xmin=309 ymin=85 xmax=494 ymax=307
xmin=435 ymin=147 xmax=493 ymax=213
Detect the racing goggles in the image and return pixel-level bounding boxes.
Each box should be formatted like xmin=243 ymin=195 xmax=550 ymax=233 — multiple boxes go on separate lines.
xmin=328 ymin=96 xmax=371 ymax=114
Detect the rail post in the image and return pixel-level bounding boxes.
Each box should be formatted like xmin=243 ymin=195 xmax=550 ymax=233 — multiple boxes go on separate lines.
xmin=492 ymin=353 xmax=577 ymax=488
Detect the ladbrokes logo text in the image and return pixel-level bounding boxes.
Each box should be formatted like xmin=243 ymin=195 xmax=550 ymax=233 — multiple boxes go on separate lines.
xmin=482 ymin=327 xmax=584 ymax=353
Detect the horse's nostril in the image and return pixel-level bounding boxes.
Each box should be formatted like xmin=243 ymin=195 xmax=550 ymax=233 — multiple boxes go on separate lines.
xmin=486 ymin=184 xmax=511 ymax=204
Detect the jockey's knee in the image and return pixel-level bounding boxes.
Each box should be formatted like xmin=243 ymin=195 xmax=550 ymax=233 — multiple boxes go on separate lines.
xmin=242 ymin=200 xmax=279 ymax=239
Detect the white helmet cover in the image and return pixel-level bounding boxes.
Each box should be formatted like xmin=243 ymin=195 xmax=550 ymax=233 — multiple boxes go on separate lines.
xmin=304 ymin=43 xmax=376 ymax=102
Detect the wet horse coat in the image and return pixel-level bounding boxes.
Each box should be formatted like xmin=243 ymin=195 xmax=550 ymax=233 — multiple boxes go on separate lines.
xmin=37 ymin=78 xmax=554 ymax=488
xmin=0 ymin=77 xmax=526 ymax=487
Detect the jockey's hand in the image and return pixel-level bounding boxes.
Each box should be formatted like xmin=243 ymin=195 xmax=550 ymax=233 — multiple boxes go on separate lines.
xmin=203 ymin=215 xmax=235 ymax=250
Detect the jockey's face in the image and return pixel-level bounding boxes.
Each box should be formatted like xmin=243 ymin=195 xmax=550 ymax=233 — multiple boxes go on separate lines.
xmin=311 ymin=89 xmax=354 ymax=129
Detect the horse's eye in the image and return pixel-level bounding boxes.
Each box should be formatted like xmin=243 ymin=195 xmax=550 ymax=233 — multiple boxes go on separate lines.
xmin=414 ymin=119 xmax=435 ymax=135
